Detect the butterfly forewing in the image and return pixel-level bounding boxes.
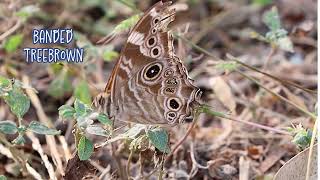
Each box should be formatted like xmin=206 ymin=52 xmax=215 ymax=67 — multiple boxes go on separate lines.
xmin=98 ymin=1 xmax=201 ymax=125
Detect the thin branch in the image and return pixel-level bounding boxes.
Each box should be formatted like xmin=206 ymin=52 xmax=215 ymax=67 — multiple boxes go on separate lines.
xmin=0 ymin=19 xmax=22 ymax=42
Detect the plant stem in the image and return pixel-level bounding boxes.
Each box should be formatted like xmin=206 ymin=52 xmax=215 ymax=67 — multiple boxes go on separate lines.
xmin=199 ymin=104 xmax=290 ymax=135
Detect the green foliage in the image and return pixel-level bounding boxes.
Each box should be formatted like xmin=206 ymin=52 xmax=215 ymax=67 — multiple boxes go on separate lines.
xmin=74 ymin=99 xmax=92 ymax=118
xmin=103 ymin=50 xmax=119 ymax=62
xmin=28 ymin=121 xmax=61 ymax=135
xmin=112 ymin=14 xmax=141 ymax=34
xmin=263 ymin=6 xmax=281 ymax=31
xmin=147 ymin=128 xmax=170 ymax=153
xmin=58 ymin=99 xmax=111 ymax=135
xmin=77 ymin=135 xmax=94 ymax=160
xmin=287 ymin=124 xmax=314 ymax=150
xmin=12 ymin=134 xmax=26 ymax=145
xmin=4 ymin=34 xmax=23 ymax=53
xmin=252 ymin=6 xmax=293 ymax=52
xmin=0 ymin=77 xmax=30 ymax=119
xmin=0 ymin=121 xmax=18 ymax=134
xmin=97 ymin=113 xmax=112 ymax=126
xmin=74 ymin=80 xmax=92 ymax=105
xmin=48 ymin=70 xmax=72 ymax=98
xmin=215 ymin=61 xmax=239 ymax=71
xmin=252 ymin=0 xmax=272 ymax=6
xmin=58 ymin=105 xmax=76 ymax=120
xmin=3 ymin=86 xmax=30 ymax=119
xmin=86 ymin=125 xmax=109 ymax=137
xmin=0 ymin=175 xmax=7 ymax=180
xmin=15 ymin=5 xmax=40 ymax=21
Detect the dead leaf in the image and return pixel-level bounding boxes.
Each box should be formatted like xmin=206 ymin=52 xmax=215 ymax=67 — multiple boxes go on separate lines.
xmin=259 ymin=147 xmax=287 ymax=174
xmin=239 ymin=156 xmax=250 ymax=180
xmin=247 ymin=145 xmax=264 ymax=159
xmin=212 ymin=77 xmax=236 ymax=114
xmin=274 ymin=144 xmax=317 ymax=180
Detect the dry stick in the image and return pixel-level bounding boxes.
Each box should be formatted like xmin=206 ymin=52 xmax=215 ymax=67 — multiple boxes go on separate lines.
xmin=26 ymin=132 xmax=57 ymax=180
xmin=235 ymin=70 xmax=317 ymax=120
xmin=22 ymin=75 xmax=65 ymax=176
xmin=0 ymin=19 xmax=22 ymax=41
xmin=126 ymin=150 xmax=134 ymax=180
xmin=305 ymin=118 xmax=318 ymax=180
xmin=175 ymin=33 xmax=317 ymax=95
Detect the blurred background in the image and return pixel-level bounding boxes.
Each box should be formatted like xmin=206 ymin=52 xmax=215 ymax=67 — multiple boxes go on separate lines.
xmin=0 ymin=0 xmax=317 ymax=179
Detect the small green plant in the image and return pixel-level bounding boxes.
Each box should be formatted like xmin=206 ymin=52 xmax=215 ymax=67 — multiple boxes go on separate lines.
xmin=251 ymin=6 xmax=293 ymax=52
xmin=58 ymin=99 xmax=170 ymax=160
xmin=0 ymin=76 xmax=60 ymax=145
xmin=287 ymin=124 xmax=314 ymax=150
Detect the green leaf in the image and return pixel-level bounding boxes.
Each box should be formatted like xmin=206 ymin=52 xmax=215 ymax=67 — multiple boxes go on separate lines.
xmin=147 ymin=128 xmax=170 ymax=153
xmin=28 ymin=121 xmax=60 ymax=135
xmin=4 ymin=34 xmax=23 ymax=53
xmin=74 ymin=99 xmax=92 ymax=118
xmin=263 ymin=6 xmax=281 ymax=31
xmin=74 ymin=81 xmax=92 ymax=105
xmin=292 ymin=129 xmax=312 ymax=149
xmin=0 ymin=121 xmax=18 ymax=134
xmin=3 ymin=86 xmax=30 ymax=118
xmin=103 ymin=50 xmax=119 ymax=62
xmin=215 ymin=62 xmax=239 ymax=71
xmin=113 ymin=14 xmax=141 ymax=34
xmin=58 ymin=105 xmax=75 ymax=119
xmin=86 ymin=125 xmax=109 ymax=137
xmin=252 ymin=0 xmax=272 ymax=6
xmin=48 ymin=71 xmax=72 ymax=98
xmin=12 ymin=134 xmax=25 ymax=145
xmin=0 ymin=175 xmax=7 ymax=180
xmin=0 ymin=76 xmax=11 ymax=89
xmin=122 ymin=124 xmax=146 ymax=139
xmin=276 ymin=36 xmax=294 ymax=52
xmin=96 ymin=113 xmax=112 ymax=125
xmin=15 ymin=5 xmax=39 ymax=20
xmin=77 ymin=135 xmax=94 ymax=160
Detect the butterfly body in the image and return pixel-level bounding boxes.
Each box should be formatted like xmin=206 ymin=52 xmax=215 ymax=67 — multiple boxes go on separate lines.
xmin=96 ymin=1 xmax=201 ymax=125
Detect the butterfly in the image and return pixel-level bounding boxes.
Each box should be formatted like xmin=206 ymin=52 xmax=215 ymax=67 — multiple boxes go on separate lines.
xmin=95 ymin=1 xmax=201 ymax=125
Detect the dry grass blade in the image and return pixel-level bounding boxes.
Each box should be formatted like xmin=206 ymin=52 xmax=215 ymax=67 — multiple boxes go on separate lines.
xmin=26 ymin=132 xmax=57 ymax=180
xmin=22 ymin=75 xmax=65 ymax=176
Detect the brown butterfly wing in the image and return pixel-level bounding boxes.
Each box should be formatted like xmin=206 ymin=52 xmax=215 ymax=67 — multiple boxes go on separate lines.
xmin=101 ymin=1 xmax=201 ymax=125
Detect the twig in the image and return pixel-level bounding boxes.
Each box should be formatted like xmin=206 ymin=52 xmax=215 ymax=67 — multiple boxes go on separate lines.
xmin=0 ymin=19 xmax=22 ymax=42
xmin=126 ymin=150 xmax=133 ymax=180
xmin=58 ymin=136 xmax=72 ymax=161
xmin=26 ymin=132 xmax=57 ymax=180
xmin=22 ymin=75 xmax=65 ymax=176
xmin=235 ymin=70 xmax=317 ymax=119
xmin=305 ymin=118 xmax=318 ymax=180
xmin=26 ymin=163 xmax=43 ymax=180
